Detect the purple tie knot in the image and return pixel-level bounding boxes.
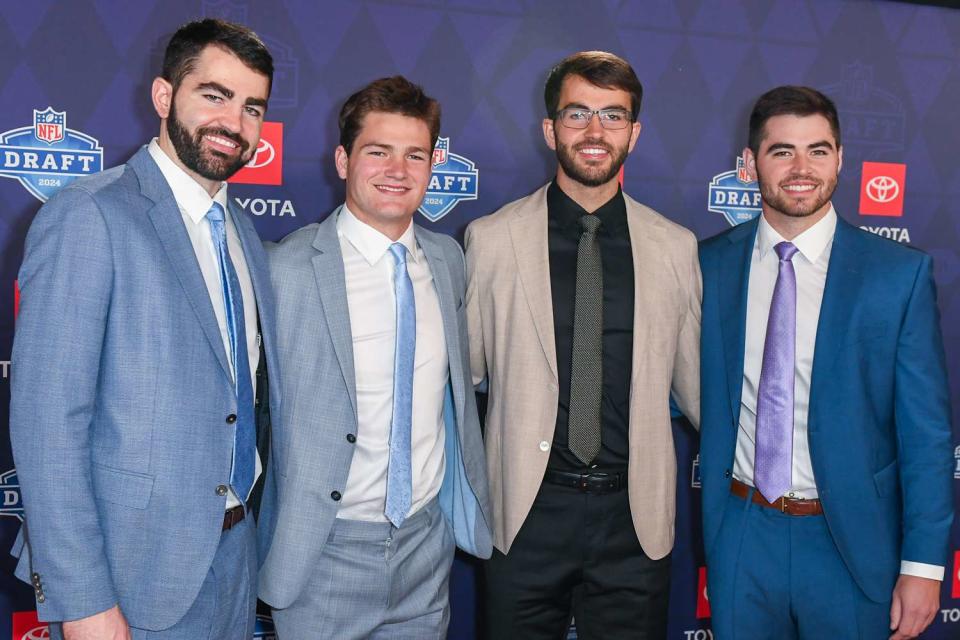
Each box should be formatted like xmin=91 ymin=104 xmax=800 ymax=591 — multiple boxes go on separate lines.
xmin=775 ymin=241 xmax=798 ymax=262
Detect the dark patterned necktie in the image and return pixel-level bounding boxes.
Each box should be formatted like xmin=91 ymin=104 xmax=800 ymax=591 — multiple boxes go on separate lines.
xmin=568 ymin=214 xmax=603 ymax=466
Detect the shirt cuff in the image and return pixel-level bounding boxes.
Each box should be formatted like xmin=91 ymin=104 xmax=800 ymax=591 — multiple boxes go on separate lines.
xmin=900 ymin=561 xmax=944 ymax=581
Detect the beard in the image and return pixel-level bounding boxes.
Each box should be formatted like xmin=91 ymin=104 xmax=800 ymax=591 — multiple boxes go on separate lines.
xmin=166 ymin=100 xmax=250 ymax=182
xmin=554 ymin=135 xmax=629 ymax=188
xmin=757 ymin=170 xmax=838 ymax=218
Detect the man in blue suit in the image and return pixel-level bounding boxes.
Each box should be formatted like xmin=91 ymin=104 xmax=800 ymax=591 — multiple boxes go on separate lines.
xmin=10 ymin=19 xmax=279 ymax=640
xmin=699 ymin=86 xmax=952 ymax=639
xmin=257 ymin=76 xmax=492 ymax=639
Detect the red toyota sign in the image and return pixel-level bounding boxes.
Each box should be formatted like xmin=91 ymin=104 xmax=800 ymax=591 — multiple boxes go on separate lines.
xmin=859 ymin=161 xmax=905 ymax=217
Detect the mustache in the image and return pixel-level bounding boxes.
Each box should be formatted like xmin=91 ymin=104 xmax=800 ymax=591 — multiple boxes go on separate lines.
xmin=196 ymin=127 xmax=249 ymax=153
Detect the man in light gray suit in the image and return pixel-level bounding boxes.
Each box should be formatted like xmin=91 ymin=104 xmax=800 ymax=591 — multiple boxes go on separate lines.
xmin=257 ymin=76 xmax=492 ymax=639
xmin=10 ymin=19 xmax=278 ymax=640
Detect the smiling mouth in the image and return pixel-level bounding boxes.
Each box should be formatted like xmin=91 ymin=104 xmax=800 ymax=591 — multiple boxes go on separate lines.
xmin=577 ymin=145 xmax=610 ymax=159
xmin=375 ymin=184 xmax=409 ymax=194
xmin=781 ymin=183 xmax=818 ymax=194
xmin=203 ymin=133 xmax=241 ymax=154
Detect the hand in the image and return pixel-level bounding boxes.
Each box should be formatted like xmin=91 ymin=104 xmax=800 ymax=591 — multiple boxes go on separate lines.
xmin=62 ymin=605 xmax=131 ymax=640
xmin=889 ymin=574 xmax=940 ymax=639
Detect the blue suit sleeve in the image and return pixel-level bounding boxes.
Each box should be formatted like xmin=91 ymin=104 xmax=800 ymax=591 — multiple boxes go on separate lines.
xmin=894 ymin=254 xmax=953 ymax=568
xmin=10 ymin=187 xmax=119 ymax=621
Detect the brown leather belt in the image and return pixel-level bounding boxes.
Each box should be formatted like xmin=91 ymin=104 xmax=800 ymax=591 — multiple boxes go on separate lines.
xmin=222 ymin=504 xmax=246 ymax=531
xmin=730 ymin=479 xmax=823 ymax=516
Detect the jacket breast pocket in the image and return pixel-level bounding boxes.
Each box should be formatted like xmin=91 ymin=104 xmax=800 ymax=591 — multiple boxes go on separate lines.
xmin=92 ymin=463 xmax=155 ymax=509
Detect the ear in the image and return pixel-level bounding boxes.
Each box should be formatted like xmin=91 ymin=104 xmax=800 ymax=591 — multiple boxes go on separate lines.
xmin=742 ymin=147 xmax=758 ymax=182
xmin=542 ymin=118 xmax=557 ymax=151
xmin=626 ymin=120 xmax=642 ymax=153
xmin=335 ymin=145 xmax=349 ymax=180
xmin=837 ymin=145 xmax=843 ymax=174
xmin=152 ymin=77 xmax=173 ymax=120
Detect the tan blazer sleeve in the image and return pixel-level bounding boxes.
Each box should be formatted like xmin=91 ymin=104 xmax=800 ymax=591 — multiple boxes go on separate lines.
xmin=465 ymin=222 xmax=487 ymax=387
xmin=671 ymin=232 xmax=702 ymax=430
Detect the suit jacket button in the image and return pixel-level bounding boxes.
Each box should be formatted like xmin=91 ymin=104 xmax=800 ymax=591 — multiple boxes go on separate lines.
xmin=216 ymin=484 xmax=228 ymax=496
xmin=226 ymin=414 xmax=237 ymax=424
xmin=346 ymin=434 xmax=356 ymax=443
xmin=37 ymin=593 xmax=45 ymax=603
xmin=724 ymin=469 xmax=732 ymax=478
xmin=539 ymin=441 xmax=550 ymax=452
xmin=330 ymin=490 xmax=342 ymax=501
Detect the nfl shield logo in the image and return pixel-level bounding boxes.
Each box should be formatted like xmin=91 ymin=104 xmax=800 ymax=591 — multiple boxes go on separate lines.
xmin=33 ymin=107 xmax=65 ymax=145
xmin=736 ymin=156 xmax=750 ymax=184
xmin=432 ymin=137 xmax=448 ymax=166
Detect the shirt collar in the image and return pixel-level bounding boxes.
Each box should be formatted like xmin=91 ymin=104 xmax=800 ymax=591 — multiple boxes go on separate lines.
xmin=547 ymin=181 xmax=628 ymax=234
xmin=336 ymin=204 xmax=419 ymax=266
xmin=148 ymin=139 xmax=229 ymax=224
xmin=757 ymin=205 xmax=837 ymax=264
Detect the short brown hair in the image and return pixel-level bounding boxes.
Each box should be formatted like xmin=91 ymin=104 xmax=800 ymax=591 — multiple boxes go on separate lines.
xmin=338 ymin=76 xmax=441 ymax=154
xmin=748 ymin=86 xmax=841 ymax=154
xmin=544 ymin=51 xmax=643 ymax=120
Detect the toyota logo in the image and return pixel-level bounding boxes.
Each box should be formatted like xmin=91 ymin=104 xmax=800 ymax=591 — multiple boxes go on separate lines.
xmin=245 ymin=139 xmax=275 ymax=169
xmin=865 ymin=175 xmax=900 ymax=203
xmin=21 ymin=626 xmax=49 ymax=640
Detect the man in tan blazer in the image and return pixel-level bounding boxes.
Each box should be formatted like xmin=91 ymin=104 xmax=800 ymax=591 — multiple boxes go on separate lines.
xmin=465 ymin=51 xmax=700 ymax=639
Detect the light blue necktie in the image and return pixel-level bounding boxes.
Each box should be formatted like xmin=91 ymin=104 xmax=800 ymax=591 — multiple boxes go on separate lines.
xmin=385 ymin=242 xmax=415 ymax=527
xmin=755 ymin=241 xmax=799 ymax=503
xmin=206 ymin=202 xmax=256 ymax=504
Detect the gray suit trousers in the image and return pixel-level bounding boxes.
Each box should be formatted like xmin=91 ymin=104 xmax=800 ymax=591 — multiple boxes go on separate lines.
xmin=272 ymin=498 xmax=454 ymax=639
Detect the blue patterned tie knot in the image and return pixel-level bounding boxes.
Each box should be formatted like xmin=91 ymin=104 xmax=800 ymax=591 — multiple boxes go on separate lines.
xmin=385 ymin=242 xmax=415 ymax=527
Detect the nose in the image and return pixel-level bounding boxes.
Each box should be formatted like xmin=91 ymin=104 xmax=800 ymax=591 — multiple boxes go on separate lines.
xmin=218 ymin=105 xmax=243 ymax=133
xmin=384 ymin=154 xmax=407 ymax=179
xmin=585 ymin=112 xmax=605 ymax=135
xmin=791 ymin=153 xmax=810 ymax=173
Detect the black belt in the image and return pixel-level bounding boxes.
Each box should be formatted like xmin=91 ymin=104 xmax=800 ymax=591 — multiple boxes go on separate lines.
xmin=222 ymin=504 xmax=246 ymax=531
xmin=543 ymin=469 xmax=627 ymax=494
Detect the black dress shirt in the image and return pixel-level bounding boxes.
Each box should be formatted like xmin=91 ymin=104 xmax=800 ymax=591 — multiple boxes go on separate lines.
xmin=547 ymin=181 xmax=634 ymax=471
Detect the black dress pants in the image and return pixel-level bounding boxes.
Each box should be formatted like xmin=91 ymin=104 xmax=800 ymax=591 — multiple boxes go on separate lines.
xmin=483 ymin=478 xmax=671 ymax=640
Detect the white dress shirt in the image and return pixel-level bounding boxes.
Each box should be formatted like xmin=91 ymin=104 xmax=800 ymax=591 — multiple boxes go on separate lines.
xmin=148 ymin=140 xmax=261 ymax=509
xmin=735 ymin=207 xmax=941 ymax=580
xmin=336 ymin=205 xmax=448 ymax=522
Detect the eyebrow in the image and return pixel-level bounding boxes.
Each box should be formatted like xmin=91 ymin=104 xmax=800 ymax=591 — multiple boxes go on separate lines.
xmin=766 ymin=140 xmax=835 ymax=153
xmin=197 ymin=81 xmax=268 ymax=109
xmin=360 ymin=142 xmax=429 ymax=154
xmin=561 ymin=102 xmax=629 ymax=112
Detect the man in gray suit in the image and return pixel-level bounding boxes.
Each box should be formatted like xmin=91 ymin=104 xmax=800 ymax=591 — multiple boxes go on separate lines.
xmin=257 ymin=76 xmax=492 ymax=639
xmin=10 ymin=19 xmax=278 ymax=640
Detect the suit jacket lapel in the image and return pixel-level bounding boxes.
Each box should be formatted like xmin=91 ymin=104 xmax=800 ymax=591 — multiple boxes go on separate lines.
xmin=507 ymin=185 xmax=557 ymax=382
xmin=310 ymin=209 xmax=358 ymax=417
xmin=130 ymin=147 xmax=233 ymax=382
xmin=808 ymin=217 xmax=863 ymax=431
xmin=416 ymin=227 xmax=465 ymax=422
xmin=719 ymin=217 xmax=759 ymax=423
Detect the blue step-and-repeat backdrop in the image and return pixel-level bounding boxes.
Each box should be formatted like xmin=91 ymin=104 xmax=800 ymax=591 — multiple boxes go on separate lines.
xmin=2 ymin=1 xmax=960 ymax=638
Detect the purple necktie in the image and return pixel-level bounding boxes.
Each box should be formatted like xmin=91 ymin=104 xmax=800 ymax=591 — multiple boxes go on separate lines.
xmin=755 ymin=241 xmax=799 ymax=503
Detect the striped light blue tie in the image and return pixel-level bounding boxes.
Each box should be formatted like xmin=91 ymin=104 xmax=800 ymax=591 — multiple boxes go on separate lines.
xmin=206 ymin=202 xmax=256 ymax=504
xmin=385 ymin=242 xmax=415 ymax=527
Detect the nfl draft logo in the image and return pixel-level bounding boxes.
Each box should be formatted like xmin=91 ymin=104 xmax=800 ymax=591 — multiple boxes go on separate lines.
xmin=0 ymin=468 xmax=24 ymax=521
xmin=707 ymin=156 xmax=761 ymax=226
xmin=418 ymin=137 xmax=478 ymax=222
xmin=0 ymin=107 xmax=104 ymax=202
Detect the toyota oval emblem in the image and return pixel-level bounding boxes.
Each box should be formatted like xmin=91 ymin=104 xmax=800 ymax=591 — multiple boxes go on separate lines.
xmin=245 ymin=139 xmax=275 ymax=169
xmin=21 ymin=625 xmax=50 ymax=640
xmin=865 ymin=175 xmax=900 ymax=203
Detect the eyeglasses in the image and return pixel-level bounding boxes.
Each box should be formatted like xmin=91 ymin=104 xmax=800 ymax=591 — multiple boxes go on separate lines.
xmin=556 ymin=108 xmax=633 ymax=130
